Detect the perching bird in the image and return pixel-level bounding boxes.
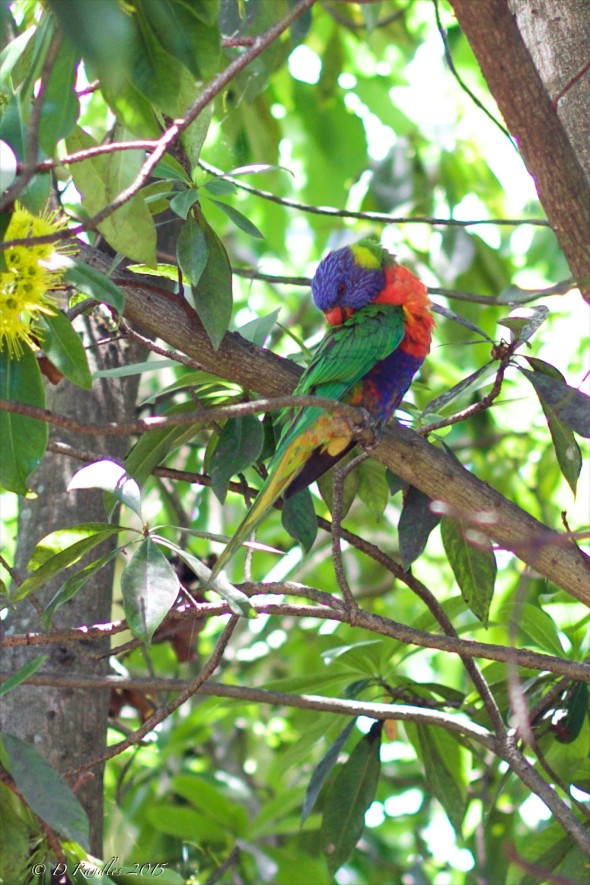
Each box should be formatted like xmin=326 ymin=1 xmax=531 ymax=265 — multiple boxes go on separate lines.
xmin=209 ymin=239 xmax=434 ymax=580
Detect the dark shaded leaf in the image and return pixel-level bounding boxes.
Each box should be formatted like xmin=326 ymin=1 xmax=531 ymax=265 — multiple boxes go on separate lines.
xmin=189 ymin=218 xmax=233 ymax=350
xmin=121 ymin=538 xmax=180 ymax=643
xmin=398 ymin=487 xmax=441 ymax=568
xmin=0 ymin=347 xmax=48 ymax=495
xmin=37 ymin=310 xmax=92 ymax=390
xmin=1 ymin=732 xmax=89 ymax=848
xmin=210 ymin=415 xmax=264 ymax=503
xmin=321 ymin=722 xmax=382 ymax=875
xmin=519 ymin=361 xmax=590 ymax=437
xmin=357 ymin=459 xmax=389 ymax=520
xmin=405 ymin=723 xmax=467 ymax=834
xmin=177 ymin=214 xmax=208 ymax=285
xmin=169 ymin=187 xmax=200 ymax=220
xmin=37 ymin=41 xmax=79 ymax=153
xmin=554 ymin=682 xmax=588 ymax=744
xmin=281 ymin=487 xmax=317 ymax=551
xmin=302 ymin=718 xmax=357 ymax=825
xmin=125 ymin=401 xmax=201 ymax=484
xmin=440 ymin=517 xmax=496 ymax=624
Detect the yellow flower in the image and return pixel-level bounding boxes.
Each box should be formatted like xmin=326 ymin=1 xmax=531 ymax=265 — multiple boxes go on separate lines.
xmin=0 ymin=203 xmax=75 ymax=357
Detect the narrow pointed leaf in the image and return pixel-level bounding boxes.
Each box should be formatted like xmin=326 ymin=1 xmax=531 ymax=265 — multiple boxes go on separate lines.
xmin=302 ymin=718 xmax=357 ymax=825
xmin=188 ymin=219 xmax=233 ymax=350
xmin=398 ymin=487 xmax=441 ymax=568
xmin=0 ymin=347 xmax=48 ymax=495
xmin=321 ymin=722 xmax=382 ymax=875
xmin=208 ymin=198 xmax=265 ymax=239
xmin=177 ymin=214 xmax=208 ymax=286
xmin=41 ymin=548 xmax=121 ymax=628
xmin=37 ymin=311 xmax=92 ymax=390
xmin=13 ymin=523 xmax=122 ymax=601
xmin=1 ymin=733 xmax=89 ymax=849
xmin=405 ymin=723 xmax=468 ymax=835
xmin=121 ymin=538 xmax=180 ymax=643
xmin=357 ymin=459 xmax=389 ymax=520
xmin=498 ymin=305 xmax=549 ymax=345
xmin=440 ymin=517 xmax=496 ymax=624
xmin=68 ymin=459 xmax=142 ymax=519
xmin=421 ymin=361 xmax=494 ymax=419
xmin=519 ymin=361 xmax=590 ymax=437
xmin=154 ymin=537 xmax=255 ymax=617
xmin=210 ymin=415 xmax=264 ymax=503
xmin=0 ymin=655 xmax=48 ymax=697
xmin=281 ymin=487 xmax=317 ymax=551
xmin=61 ymin=256 xmax=125 ymax=314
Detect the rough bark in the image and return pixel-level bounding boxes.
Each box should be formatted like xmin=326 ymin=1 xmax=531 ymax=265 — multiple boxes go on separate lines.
xmin=0 ymin=315 xmax=143 ymax=853
xmin=451 ymin=0 xmax=590 ymax=300
xmin=80 ymin=245 xmax=590 ymax=607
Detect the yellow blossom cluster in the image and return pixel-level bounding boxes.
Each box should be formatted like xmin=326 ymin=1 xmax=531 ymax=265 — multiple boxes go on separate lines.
xmin=0 ymin=203 xmax=72 ymax=357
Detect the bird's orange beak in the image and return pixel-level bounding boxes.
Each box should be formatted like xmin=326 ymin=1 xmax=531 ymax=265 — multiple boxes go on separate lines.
xmin=324 ymin=306 xmax=354 ymax=325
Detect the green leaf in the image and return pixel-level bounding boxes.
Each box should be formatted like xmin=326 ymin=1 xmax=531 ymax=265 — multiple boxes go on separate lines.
xmin=554 ymin=682 xmax=589 ymax=744
xmin=37 ymin=311 xmax=92 ymax=390
xmin=302 ymin=718 xmax=357 ymax=825
xmin=188 ymin=218 xmax=233 ymax=350
xmin=398 ymin=487 xmax=441 ymax=569
xmin=13 ymin=523 xmax=122 ymax=601
xmin=61 ymin=255 xmax=125 ymax=314
xmin=210 ymin=415 xmax=264 ymax=503
xmin=177 ymin=214 xmax=208 ymax=286
xmin=68 ymin=459 xmax=142 ymax=519
xmin=42 ymin=548 xmax=121 ymax=629
xmin=0 ymin=655 xmax=48 ymax=698
xmin=516 ymin=603 xmax=565 ymax=657
xmin=238 ymin=309 xmax=281 ymax=346
xmin=154 ymin=537 xmax=255 ymax=617
xmin=440 ymin=517 xmax=497 ymax=624
xmin=421 ymin=362 xmax=494 ymax=419
xmin=357 ymin=459 xmax=389 ymax=521
xmin=281 ymin=487 xmax=317 ymax=551
xmin=208 ymin=197 xmax=265 ymax=239
xmin=121 ymin=537 xmax=180 ymax=643
xmin=37 ymin=41 xmax=79 ymax=154
xmin=498 ymin=305 xmax=549 ymax=346
xmin=320 ymin=722 xmax=382 ymax=875
xmin=0 ymin=347 xmax=48 ymax=495
xmin=519 ymin=361 xmax=590 ymax=438
xmin=318 ymin=451 xmax=359 ymax=519
xmin=405 ymin=723 xmax=468 ymax=834
xmin=0 ymin=732 xmax=89 ymax=849
xmin=125 ymin=401 xmax=202 ymax=484
xmin=169 ymin=187 xmax=200 ymax=220
xmin=66 ymin=126 xmax=157 ymax=266
xmin=202 ymin=177 xmax=237 ymax=197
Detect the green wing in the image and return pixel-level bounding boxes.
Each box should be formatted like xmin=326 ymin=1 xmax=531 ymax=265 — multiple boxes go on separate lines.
xmin=274 ymin=303 xmax=405 ymax=457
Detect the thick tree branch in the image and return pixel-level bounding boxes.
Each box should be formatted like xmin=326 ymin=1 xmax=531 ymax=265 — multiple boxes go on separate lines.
xmin=79 ymin=244 xmax=590 ymax=606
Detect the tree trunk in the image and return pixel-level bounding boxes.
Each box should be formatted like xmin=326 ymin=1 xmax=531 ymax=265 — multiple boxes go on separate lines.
xmin=451 ymin=0 xmax=590 ymax=300
xmin=0 ymin=314 xmax=143 ymax=854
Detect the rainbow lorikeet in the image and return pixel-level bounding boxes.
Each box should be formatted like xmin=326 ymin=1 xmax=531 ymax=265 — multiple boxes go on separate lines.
xmin=209 ymin=239 xmax=434 ymax=580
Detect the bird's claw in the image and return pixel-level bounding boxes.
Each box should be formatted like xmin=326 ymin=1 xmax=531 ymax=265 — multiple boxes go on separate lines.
xmin=349 ymin=408 xmax=380 ymax=448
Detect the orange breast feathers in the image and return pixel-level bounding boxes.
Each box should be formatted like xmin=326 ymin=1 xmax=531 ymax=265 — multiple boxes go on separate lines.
xmin=372 ymin=265 xmax=434 ymax=358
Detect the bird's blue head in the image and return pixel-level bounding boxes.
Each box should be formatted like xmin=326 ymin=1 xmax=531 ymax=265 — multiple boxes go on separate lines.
xmin=311 ymin=242 xmax=389 ymax=324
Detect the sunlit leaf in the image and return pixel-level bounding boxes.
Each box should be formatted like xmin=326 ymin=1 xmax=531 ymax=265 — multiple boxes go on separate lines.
xmin=68 ymin=459 xmax=142 ymax=518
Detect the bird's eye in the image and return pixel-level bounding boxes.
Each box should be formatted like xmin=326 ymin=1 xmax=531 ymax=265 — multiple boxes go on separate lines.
xmin=336 ymin=281 xmax=346 ymax=298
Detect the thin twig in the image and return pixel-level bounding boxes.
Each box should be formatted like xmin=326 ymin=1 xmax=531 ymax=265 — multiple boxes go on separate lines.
xmin=64 ymin=615 xmax=239 ymax=775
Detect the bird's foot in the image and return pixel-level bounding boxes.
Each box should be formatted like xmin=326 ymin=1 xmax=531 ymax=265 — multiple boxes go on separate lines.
xmin=349 ymin=408 xmax=380 ymax=449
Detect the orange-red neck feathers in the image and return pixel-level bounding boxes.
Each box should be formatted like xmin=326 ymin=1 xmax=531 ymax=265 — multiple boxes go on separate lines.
xmin=372 ymin=265 xmax=434 ymax=358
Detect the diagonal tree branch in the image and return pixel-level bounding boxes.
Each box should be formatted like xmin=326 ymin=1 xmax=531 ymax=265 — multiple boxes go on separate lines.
xmin=78 ymin=244 xmax=590 ymax=606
